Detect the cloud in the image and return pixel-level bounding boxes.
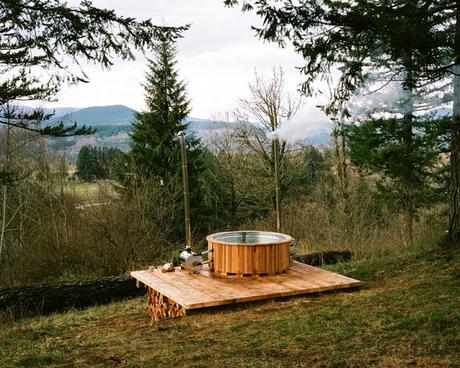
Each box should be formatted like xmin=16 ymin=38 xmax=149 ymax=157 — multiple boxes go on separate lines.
xmin=43 ymin=0 xmax=327 ymax=121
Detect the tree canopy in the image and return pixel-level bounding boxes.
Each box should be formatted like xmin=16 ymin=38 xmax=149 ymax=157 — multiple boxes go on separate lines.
xmin=76 ymin=145 xmax=127 ymax=182
xmin=224 ymin=0 xmax=455 ymax=108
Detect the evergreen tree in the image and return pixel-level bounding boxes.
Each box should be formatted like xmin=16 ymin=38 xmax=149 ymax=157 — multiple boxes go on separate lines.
xmin=102 ymin=147 xmax=128 ymax=181
xmin=130 ymin=31 xmax=208 ymax=236
xmin=76 ymin=145 xmax=127 ymax=182
xmin=131 ymin=31 xmax=194 ymax=178
xmin=224 ymin=1 xmax=452 ymax=105
xmin=347 ymin=115 xmax=449 ymax=232
xmin=76 ymin=146 xmax=94 ymax=182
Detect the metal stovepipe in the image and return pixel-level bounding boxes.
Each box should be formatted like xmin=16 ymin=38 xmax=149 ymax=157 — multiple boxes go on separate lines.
xmin=273 ymin=136 xmax=281 ymax=233
xmin=178 ymin=131 xmax=192 ymax=248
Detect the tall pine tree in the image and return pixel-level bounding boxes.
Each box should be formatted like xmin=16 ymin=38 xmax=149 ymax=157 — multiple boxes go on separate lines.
xmin=130 ymin=31 xmax=208 ymax=237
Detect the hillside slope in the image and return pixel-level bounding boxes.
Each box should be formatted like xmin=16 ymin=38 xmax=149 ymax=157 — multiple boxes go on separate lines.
xmin=50 ymin=105 xmax=137 ymax=126
xmin=0 ymin=245 xmax=458 ymax=367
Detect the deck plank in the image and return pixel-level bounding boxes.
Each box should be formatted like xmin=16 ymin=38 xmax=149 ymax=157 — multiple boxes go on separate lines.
xmin=131 ymin=262 xmax=362 ymax=310
xmin=130 ymin=271 xmax=213 ymax=308
xmin=288 ymin=262 xmax=361 ymax=288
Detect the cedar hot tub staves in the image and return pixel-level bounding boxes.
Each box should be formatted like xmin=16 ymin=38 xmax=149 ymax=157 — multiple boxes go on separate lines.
xmin=206 ymin=231 xmax=292 ymax=277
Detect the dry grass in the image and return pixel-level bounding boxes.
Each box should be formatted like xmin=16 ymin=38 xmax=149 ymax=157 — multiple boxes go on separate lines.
xmin=61 ymin=180 xmax=117 ymax=201
xmin=0 ymin=243 xmax=458 ymax=367
xmin=247 ymin=182 xmax=448 ymax=260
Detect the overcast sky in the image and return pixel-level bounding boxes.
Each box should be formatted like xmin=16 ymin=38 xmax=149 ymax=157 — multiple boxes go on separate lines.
xmin=44 ymin=0 xmax=330 ymax=127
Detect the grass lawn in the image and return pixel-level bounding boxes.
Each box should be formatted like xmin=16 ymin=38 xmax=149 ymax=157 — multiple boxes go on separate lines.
xmin=0 ymin=245 xmax=458 ymax=367
xmin=61 ymin=180 xmax=117 ymax=202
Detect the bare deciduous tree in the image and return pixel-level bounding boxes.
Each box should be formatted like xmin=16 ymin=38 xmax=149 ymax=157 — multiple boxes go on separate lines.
xmin=234 ymin=68 xmax=302 ymax=213
xmin=207 ymin=127 xmax=272 ymax=226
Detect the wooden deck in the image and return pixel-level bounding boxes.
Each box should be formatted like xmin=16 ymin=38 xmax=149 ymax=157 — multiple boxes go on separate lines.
xmin=131 ymin=261 xmax=362 ymax=312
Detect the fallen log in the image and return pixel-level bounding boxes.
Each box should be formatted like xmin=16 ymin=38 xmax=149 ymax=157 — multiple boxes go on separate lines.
xmin=0 ymin=276 xmax=145 ymax=319
xmin=295 ymin=250 xmax=353 ymax=266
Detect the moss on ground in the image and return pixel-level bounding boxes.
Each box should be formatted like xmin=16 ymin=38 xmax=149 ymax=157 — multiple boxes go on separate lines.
xmin=0 ymin=245 xmax=459 ymax=367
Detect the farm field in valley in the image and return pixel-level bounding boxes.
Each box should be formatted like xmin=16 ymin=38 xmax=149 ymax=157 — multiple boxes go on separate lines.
xmin=60 ymin=180 xmax=119 ymax=202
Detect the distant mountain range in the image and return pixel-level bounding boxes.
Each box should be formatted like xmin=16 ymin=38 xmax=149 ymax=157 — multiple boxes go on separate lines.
xmin=33 ymin=104 xmax=332 ymax=161
xmin=23 ymin=104 xmax=453 ymax=162
xmin=49 ymin=105 xmax=136 ymax=126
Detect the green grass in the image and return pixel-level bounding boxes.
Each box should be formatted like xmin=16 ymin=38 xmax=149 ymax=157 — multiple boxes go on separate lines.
xmin=0 ymin=245 xmax=459 ymax=367
xmin=61 ymin=180 xmax=117 ymax=201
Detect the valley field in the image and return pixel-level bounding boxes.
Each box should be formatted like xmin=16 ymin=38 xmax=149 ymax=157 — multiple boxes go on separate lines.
xmin=59 ymin=180 xmax=118 ymax=201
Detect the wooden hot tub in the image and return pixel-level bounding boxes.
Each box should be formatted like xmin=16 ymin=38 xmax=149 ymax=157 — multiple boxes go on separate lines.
xmin=206 ymin=231 xmax=292 ymax=276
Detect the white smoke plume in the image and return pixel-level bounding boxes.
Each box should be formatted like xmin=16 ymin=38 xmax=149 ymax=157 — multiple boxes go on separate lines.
xmin=271 ymin=119 xmax=307 ymax=145
xmin=270 ymin=115 xmax=330 ymax=145
xmin=349 ymin=76 xmax=452 ymax=118
xmin=348 ymin=81 xmax=413 ymax=118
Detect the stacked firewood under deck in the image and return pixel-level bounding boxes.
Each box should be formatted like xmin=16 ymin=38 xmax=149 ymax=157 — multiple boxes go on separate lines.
xmin=146 ymin=285 xmax=186 ymax=321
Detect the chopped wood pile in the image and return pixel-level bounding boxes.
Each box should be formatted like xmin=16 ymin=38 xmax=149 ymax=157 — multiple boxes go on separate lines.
xmin=147 ymin=287 xmax=186 ymax=322
xmin=136 ymin=279 xmax=186 ymax=322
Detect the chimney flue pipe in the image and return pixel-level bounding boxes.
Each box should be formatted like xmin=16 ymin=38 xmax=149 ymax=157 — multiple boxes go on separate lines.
xmin=178 ymin=131 xmax=192 ymax=249
xmin=273 ymin=136 xmax=281 ymax=233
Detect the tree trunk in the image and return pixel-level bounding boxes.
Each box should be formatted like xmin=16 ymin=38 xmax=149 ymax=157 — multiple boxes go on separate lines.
xmin=0 ymin=123 xmax=11 ymax=264
xmin=401 ymin=50 xmax=415 ymax=247
xmin=0 ymin=185 xmax=7 ymax=262
xmin=338 ymin=113 xmax=349 ymax=210
xmin=332 ymin=111 xmax=349 ymax=234
xmin=448 ymin=2 xmax=460 ymax=246
xmin=449 ymin=65 xmax=460 ymax=245
xmin=402 ymin=110 xmax=414 ymax=246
